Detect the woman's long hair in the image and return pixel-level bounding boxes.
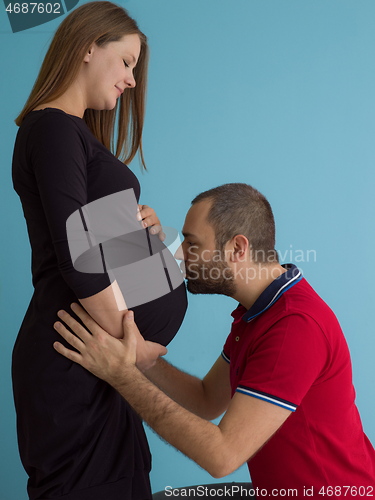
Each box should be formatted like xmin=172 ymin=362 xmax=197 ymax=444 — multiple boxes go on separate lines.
xmin=15 ymin=1 xmax=149 ymax=168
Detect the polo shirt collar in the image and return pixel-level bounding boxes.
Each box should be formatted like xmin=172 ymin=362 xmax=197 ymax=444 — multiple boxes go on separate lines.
xmin=242 ymin=263 xmax=303 ymax=323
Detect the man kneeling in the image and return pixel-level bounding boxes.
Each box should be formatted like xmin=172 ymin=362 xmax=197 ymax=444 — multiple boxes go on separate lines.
xmin=53 ymin=183 xmax=375 ymax=496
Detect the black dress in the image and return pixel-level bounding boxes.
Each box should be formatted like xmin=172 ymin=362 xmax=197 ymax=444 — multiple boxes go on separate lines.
xmin=12 ymin=108 xmax=187 ymax=500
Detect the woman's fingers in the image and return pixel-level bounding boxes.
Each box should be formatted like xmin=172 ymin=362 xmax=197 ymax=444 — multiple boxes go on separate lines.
xmin=137 ymin=204 xmax=161 ymax=231
xmin=149 ymin=224 xmax=162 ymax=235
xmin=142 ymin=217 xmax=161 ymax=229
xmin=137 ymin=204 xmax=153 ymax=223
xmin=137 ymin=205 xmax=165 ymax=240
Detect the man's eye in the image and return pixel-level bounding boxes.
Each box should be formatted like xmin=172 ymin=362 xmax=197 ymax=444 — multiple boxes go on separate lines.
xmin=123 ymin=60 xmax=129 ymax=68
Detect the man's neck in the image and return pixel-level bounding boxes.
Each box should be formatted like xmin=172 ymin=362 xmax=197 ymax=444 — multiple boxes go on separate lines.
xmin=232 ymin=263 xmax=287 ymax=310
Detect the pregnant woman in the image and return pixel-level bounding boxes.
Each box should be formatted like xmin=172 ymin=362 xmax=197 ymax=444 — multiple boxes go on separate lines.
xmin=11 ymin=2 xmax=187 ymax=499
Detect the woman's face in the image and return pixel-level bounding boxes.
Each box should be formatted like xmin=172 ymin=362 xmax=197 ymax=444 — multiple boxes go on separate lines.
xmin=83 ymin=34 xmax=141 ymax=110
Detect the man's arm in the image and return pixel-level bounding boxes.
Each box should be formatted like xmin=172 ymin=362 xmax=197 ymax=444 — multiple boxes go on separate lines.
xmin=53 ymin=305 xmax=291 ymax=478
xmin=55 ymin=303 xmax=230 ymax=419
xmin=111 ymin=364 xmax=291 ymax=478
xmin=115 ymin=358 xmax=291 ymax=478
xmin=146 ymin=356 xmax=231 ymax=420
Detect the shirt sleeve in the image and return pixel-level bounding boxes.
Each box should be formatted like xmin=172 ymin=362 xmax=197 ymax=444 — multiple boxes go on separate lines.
xmin=222 ymin=336 xmax=231 ymax=364
xmin=27 ymin=112 xmax=112 ymax=298
xmin=236 ymin=313 xmax=330 ymax=412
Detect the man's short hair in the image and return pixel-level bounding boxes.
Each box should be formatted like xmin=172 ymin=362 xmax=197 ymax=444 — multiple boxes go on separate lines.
xmin=191 ymin=183 xmax=278 ymax=264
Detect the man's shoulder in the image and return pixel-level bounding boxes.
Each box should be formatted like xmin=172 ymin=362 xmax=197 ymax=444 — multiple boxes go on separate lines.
xmin=265 ymin=277 xmax=340 ymax=333
xmin=282 ymin=278 xmax=332 ymax=313
xmin=229 ymin=276 xmax=342 ymax=340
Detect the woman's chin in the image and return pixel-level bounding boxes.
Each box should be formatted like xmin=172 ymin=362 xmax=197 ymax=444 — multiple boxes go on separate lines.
xmin=89 ymin=100 xmax=118 ymax=112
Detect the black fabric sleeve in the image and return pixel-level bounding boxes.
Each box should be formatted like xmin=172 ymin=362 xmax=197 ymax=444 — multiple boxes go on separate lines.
xmin=27 ymin=112 xmax=112 ymax=298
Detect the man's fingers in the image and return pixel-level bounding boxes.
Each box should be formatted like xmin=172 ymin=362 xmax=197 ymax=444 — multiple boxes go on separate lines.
xmin=123 ymin=310 xmax=134 ymax=326
xmin=122 ymin=311 xmax=145 ymax=350
xmin=56 ymin=308 xmax=92 ymax=343
xmin=122 ymin=311 xmax=138 ymax=341
xmin=121 ymin=311 xmax=138 ymax=364
xmin=160 ymin=345 xmax=168 ymax=357
xmin=53 ymin=341 xmax=84 ymax=365
xmin=54 ymin=320 xmax=85 ymax=350
xmin=146 ymin=341 xmax=167 ymax=357
xmin=124 ymin=307 xmax=169 ymax=371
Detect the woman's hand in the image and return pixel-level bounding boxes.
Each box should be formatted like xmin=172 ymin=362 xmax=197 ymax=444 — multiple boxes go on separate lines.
xmin=53 ymin=303 xmax=168 ymax=381
xmin=137 ymin=204 xmax=165 ymax=240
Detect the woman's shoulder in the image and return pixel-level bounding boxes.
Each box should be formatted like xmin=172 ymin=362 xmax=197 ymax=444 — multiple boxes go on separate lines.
xmin=19 ymin=108 xmax=92 ymax=157
xmin=23 ymin=108 xmax=85 ymax=135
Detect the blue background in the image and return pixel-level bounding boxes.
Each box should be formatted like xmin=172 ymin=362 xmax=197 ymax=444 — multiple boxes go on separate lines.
xmin=1 ymin=0 xmax=374 ymax=497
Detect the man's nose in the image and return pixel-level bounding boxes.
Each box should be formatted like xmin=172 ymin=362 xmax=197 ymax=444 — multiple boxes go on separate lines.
xmin=174 ymin=244 xmax=184 ymax=261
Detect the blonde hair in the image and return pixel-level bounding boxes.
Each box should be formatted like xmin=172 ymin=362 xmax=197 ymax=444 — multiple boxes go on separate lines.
xmin=15 ymin=1 xmax=149 ymax=168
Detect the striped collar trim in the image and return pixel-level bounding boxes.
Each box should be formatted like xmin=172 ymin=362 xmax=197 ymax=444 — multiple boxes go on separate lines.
xmin=242 ymin=263 xmax=302 ymax=323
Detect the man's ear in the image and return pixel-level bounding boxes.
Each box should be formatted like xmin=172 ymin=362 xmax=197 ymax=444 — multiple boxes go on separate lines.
xmin=83 ymin=45 xmax=95 ymax=63
xmin=227 ymin=235 xmax=249 ymax=263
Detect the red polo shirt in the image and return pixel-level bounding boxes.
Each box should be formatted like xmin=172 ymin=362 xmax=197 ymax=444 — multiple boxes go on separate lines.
xmin=222 ymin=265 xmax=375 ymax=497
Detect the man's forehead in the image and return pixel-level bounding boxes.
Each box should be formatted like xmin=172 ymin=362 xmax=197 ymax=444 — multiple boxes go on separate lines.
xmin=182 ymin=199 xmax=213 ymax=236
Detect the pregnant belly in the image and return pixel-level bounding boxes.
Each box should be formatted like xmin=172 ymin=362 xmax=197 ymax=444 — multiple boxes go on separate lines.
xmin=131 ymin=281 xmax=187 ymax=346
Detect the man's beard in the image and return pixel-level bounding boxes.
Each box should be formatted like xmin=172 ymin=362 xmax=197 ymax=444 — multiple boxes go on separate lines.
xmin=186 ymin=259 xmax=237 ymax=297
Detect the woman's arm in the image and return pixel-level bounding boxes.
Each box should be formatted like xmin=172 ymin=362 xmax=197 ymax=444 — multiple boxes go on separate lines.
xmin=79 ymin=280 xmax=126 ymax=338
xmin=28 ymin=112 xmax=163 ymax=338
xmin=79 ymin=205 xmax=163 ymax=338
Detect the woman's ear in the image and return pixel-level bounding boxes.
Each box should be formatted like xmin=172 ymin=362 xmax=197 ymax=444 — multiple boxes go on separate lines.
xmin=83 ymin=45 xmax=95 ymax=63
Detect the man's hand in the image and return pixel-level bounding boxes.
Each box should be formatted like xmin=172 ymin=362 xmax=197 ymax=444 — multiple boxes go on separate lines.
xmin=53 ymin=303 xmax=167 ymax=385
xmin=53 ymin=309 xmax=290 ymax=480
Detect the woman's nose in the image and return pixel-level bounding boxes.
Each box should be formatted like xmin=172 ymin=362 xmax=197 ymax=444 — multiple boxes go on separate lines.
xmin=125 ymin=72 xmax=136 ymax=88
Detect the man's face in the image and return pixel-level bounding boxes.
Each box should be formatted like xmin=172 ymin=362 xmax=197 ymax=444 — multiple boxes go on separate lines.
xmin=178 ymin=200 xmax=236 ymax=297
